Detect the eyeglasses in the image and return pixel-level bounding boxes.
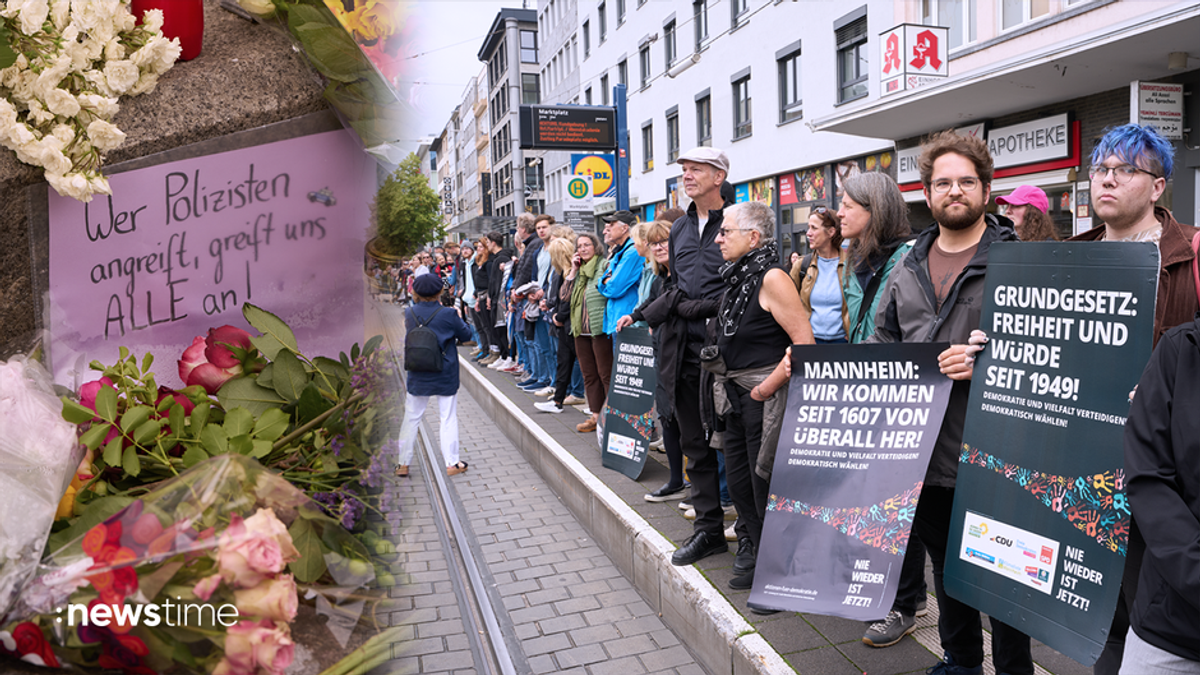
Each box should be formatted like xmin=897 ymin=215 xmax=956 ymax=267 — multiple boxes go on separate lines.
xmin=718 ymin=227 xmax=751 ymax=237
xmin=1088 ymin=164 xmax=1161 ymax=184
xmin=931 ymin=177 xmax=981 ymax=193
xmin=649 ymin=240 xmax=669 ymax=249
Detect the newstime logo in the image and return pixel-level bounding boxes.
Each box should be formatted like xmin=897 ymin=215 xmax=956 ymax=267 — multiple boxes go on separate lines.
xmin=57 ymin=600 xmax=239 ymax=627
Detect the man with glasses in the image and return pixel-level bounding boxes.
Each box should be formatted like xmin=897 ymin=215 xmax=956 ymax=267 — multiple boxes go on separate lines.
xmin=1067 ymin=123 xmax=1198 ymax=675
xmin=867 ymin=130 xmax=1031 ymax=675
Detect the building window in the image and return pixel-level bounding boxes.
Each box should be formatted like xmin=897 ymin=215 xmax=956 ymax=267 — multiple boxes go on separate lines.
xmin=601 ymin=74 xmax=610 ymax=104
xmin=922 ymin=0 xmax=975 ymax=49
xmin=1001 ymin=0 xmax=1050 ymax=30
xmin=731 ymin=0 xmax=748 ymax=27
xmin=696 ymin=94 xmax=711 ymax=146
xmin=617 ymin=0 xmax=626 ymax=25
xmin=732 ymin=75 xmax=751 ymax=139
xmin=639 ymin=45 xmax=651 ymax=89
xmin=693 ymin=0 xmax=708 ymax=52
xmin=778 ymin=46 xmax=802 ymax=123
xmin=835 ymin=12 xmax=868 ymax=103
xmin=664 ymin=20 xmax=676 ymax=67
xmin=525 ymin=163 xmax=543 ymax=191
xmin=599 ymin=1 xmax=607 ymax=42
xmin=583 ymin=20 xmax=591 ymax=56
xmin=490 ymin=90 xmax=508 ymax=126
xmin=618 ymin=59 xmax=627 ymax=86
xmin=642 ymin=123 xmax=654 ymax=171
xmin=585 ymin=87 xmax=593 ymax=104
xmin=522 ymin=73 xmax=540 ymax=104
xmin=520 ymin=30 xmax=538 ymax=63
xmin=488 ymin=41 xmax=507 ymax=89
xmin=492 ymin=123 xmax=511 ymax=164
xmin=667 ymin=111 xmax=680 ymax=163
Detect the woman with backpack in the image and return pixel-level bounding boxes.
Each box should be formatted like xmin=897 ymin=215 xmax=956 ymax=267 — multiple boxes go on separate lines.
xmin=396 ymin=273 xmax=473 ymax=478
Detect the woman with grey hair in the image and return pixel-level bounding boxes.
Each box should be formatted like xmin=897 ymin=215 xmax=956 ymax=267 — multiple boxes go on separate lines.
xmin=838 ymin=172 xmax=913 ymax=343
xmin=711 ymin=200 xmax=812 ymax=592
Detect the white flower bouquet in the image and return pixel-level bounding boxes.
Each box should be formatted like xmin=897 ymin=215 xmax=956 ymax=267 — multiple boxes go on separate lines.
xmin=0 ymin=0 xmax=182 ymax=202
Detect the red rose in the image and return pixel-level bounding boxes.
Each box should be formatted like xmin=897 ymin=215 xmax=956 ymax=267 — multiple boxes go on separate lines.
xmin=178 ymin=326 xmax=253 ymax=394
xmin=205 ymin=325 xmax=252 ymax=368
xmin=9 ymin=622 xmax=60 ymax=668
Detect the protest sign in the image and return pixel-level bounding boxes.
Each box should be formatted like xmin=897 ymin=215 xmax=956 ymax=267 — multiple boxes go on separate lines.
xmin=602 ymin=327 xmax=657 ymax=479
xmin=47 ymin=129 xmax=375 ymax=388
xmin=946 ymin=242 xmax=1158 ymax=665
xmin=751 ymin=343 xmax=952 ymax=618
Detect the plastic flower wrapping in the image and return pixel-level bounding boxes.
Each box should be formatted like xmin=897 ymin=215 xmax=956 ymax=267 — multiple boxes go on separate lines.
xmin=0 ymin=0 xmax=183 ymax=202
xmin=0 ymin=356 xmax=85 ymax=621
xmin=1 ymin=454 xmax=392 ymax=674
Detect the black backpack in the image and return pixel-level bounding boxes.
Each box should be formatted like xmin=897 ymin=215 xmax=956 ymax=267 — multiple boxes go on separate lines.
xmin=405 ymin=307 xmax=445 ymax=373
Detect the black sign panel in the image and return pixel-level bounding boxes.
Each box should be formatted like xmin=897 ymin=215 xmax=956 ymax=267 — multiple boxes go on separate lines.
xmin=601 ymin=327 xmax=657 ymax=479
xmin=519 ymin=105 xmax=617 ymax=151
xmin=946 ymin=242 xmax=1158 ymax=665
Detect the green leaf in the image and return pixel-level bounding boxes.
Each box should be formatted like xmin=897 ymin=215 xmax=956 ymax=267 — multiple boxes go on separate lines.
xmin=287 ymin=518 xmax=328 ymax=583
xmin=243 ymin=304 xmax=298 ymax=357
xmin=133 ymin=419 xmax=163 ymax=445
xmin=253 ymin=408 xmax=290 ymax=442
xmin=350 ymin=343 xmax=360 ymax=362
xmin=228 ymin=434 xmax=254 ymax=456
xmin=250 ymin=440 xmax=272 ymax=458
xmin=271 ymin=349 xmax=309 ymax=403
xmin=224 ymin=407 xmax=254 ymax=437
xmin=257 ymin=362 xmax=275 ymax=387
xmin=313 ymin=356 xmax=350 ymax=383
xmin=122 ymin=445 xmax=141 ymax=477
xmin=181 ymin=445 xmax=208 ymax=469
xmin=95 ymin=385 xmax=118 ymax=422
xmin=102 ymin=434 xmax=123 ymax=467
xmin=141 ymin=351 xmax=155 ymax=375
xmin=217 ymin=378 xmax=287 ymax=418
xmin=168 ymin=402 xmax=185 ymax=437
xmin=0 ymin=27 xmax=17 ymax=70
xmin=190 ymin=400 xmax=210 ymax=434
xmin=120 ymin=405 xmax=153 ymax=434
xmin=200 ymin=425 xmax=228 ymax=456
xmin=81 ymin=423 xmax=112 ymax=451
xmin=296 ymin=382 xmax=334 ymax=423
xmin=361 ymin=334 xmax=384 ymax=358
xmin=61 ymin=398 xmax=97 ymax=425
xmin=46 ymin=495 xmax=134 ymax=554
xmin=320 ymin=452 xmax=339 ymax=474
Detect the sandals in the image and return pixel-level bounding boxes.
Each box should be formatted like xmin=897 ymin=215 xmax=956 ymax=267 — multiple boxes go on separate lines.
xmin=447 ymin=461 xmax=469 ymax=476
xmin=394 ymin=464 xmax=408 ymax=478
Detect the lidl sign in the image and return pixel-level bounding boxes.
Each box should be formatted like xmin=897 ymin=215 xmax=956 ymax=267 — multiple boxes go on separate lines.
xmin=571 ymin=153 xmax=616 ymax=198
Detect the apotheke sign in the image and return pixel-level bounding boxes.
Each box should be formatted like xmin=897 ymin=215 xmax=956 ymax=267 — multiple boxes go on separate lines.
xmin=987 ymin=114 xmax=1070 ymax=169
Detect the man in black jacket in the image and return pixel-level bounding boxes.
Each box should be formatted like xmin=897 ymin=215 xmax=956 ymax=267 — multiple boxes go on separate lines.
xmin=667 ymin=147 xmax=736 ymax=568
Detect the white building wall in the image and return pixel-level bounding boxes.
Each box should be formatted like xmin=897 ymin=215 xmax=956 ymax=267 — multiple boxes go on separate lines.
xmin=537 ymin=0 xmax=583 ymax=222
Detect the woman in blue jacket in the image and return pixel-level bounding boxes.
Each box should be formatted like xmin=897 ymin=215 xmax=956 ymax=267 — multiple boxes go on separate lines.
xmin=396 ymin=273 xmax=473 ymax=477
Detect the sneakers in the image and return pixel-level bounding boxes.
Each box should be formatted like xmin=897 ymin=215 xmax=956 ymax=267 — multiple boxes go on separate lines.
xmin=563 ymin=395 xmax=587 ymax=406
xmin=862 ymin=610 xmax=917 ymax=648
xmin=517 ymin=377 xmax=540 ymax=388
xmin=533 ymin=386 xmax=556 ymax=397
xmin=678 ymin=500 xmax=693 ymax=511
xmin=479 ymin=354 xmax=499 ymax=365
xmin=925 ymin=654 xmax=982 ymax=675
xmin=670 ymin=531 xmax=728 ymax=566
xmin=520 ymin=381 xmax=545 ymax=391
xmin=644 ymin=483 xmax=689 ymax=502
xmin=581 ymin=407 xmax=592 ymax=415
xmin=724 ymin=522 xmax=737 ymax=541
xmin=488 ymin=357 xmax=511 ymax=370
xmin=684 ymin=503 xmax=737 ymax=521
xmin=534 ymin=401 xmax=564 ymax=413
xmin=446 ymin=461 xmax=469 ymax=476
xmin=576 ymin=415 xmax=597 ymax=433
xmin=649 ymin=436 xmax=665 ymax=452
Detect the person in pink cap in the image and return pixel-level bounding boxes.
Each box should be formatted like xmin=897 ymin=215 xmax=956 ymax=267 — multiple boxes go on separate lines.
xmin=995 ymin=185 xmax=1058 ymax=241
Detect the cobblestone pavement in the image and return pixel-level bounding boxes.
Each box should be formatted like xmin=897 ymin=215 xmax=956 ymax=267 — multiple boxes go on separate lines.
xmin=373 ymin=302 xmax=704 ymax=675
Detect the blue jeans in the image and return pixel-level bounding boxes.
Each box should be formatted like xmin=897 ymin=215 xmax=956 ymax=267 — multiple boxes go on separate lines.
xmin=717 ymin=449 xmax=731 ymax=505
xmin=570 ymin=361 xmax=585 ymax=397
xmin=534 ymin=319 xmax=555 ymax=385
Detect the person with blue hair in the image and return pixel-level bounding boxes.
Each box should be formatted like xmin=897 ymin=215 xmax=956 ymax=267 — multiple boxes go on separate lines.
xmin=1067 ymin=123 xmax=1199 ymax=675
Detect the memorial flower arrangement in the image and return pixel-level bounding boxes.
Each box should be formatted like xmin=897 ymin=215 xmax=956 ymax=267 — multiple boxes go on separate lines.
xmin=0 ymin=0 xmax=182 ymax=202
xmin=0 ymin=302 xmax=404 ymax=672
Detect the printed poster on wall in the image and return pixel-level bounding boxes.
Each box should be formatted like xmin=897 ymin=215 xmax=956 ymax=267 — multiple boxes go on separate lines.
xmin=751 ymin=343 xmax=952 ymax=618
xmin=47 ymin=129 xmax=376 ymax=389
xmin=946 ymin=242 xmax=1158 ymax=666
xmin=602 ymin=327 xmax=657 ymax=479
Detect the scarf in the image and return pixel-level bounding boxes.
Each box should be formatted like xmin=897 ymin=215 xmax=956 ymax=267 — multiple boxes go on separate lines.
xmin=717 ymin=240 xmax=779 ymax=338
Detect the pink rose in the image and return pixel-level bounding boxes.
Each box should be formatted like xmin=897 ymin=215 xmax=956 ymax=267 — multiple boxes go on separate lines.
xmin=220 ymin=620 xmax=294 ymax=675
xmin=178 ymin=325 xmax=253 ymax=394
xmin=234 ymin=575 xmax=298 ymax=622
xmin=78 ymin=377 xmax=120 ymax=444
xmin=193 ymin=574 xmax=222 ymax=602
xmin=216 ymin=510 xmax=300 ymax=588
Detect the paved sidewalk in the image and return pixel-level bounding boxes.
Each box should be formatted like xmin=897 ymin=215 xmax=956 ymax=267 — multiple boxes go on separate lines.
xmin=463 ymin=346 xmax=1093 ymax=675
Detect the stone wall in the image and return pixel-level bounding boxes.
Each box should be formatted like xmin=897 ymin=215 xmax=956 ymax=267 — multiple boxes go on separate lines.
xmin=0 ymin=0 xmax=331 ymax=358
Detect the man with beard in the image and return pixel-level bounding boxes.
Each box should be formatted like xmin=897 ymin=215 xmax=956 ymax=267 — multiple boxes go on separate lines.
xmin=867 ymin=130 xmax=1031 ymax=675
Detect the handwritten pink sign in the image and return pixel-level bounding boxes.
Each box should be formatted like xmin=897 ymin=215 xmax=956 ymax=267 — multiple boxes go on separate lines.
xmin=48 ymin=129 xmax=375 ymax=389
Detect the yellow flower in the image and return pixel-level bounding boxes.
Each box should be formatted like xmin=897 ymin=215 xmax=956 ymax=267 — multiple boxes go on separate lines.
xmin=344 ymin=0 xmax=397 ymax=44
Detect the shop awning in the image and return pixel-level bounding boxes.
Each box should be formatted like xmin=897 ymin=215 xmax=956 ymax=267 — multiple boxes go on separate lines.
xmin=813 ymin=3 xmax=1200 ymax=140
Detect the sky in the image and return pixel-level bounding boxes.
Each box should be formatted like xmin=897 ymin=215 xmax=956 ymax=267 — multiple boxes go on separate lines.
xmin=399 ymin=1 xmax=522 ymax=152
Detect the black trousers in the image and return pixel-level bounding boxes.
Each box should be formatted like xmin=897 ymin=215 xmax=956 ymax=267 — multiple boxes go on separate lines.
xmin=889 ymin=532 xmax=928 ymax=617
xmin=721 ymin=383 xmax=770 ymax=549
xmin=674 ymin=365 xmax=723 ymax=538
xmin=914 ymin=486 xmax=1033 ymax=674
xmin=552 ymin=321 xmax=577 ymax=405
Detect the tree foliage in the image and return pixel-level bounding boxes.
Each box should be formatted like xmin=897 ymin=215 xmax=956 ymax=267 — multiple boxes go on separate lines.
xmin=372 ymin=154 xmax=444 ymax=257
